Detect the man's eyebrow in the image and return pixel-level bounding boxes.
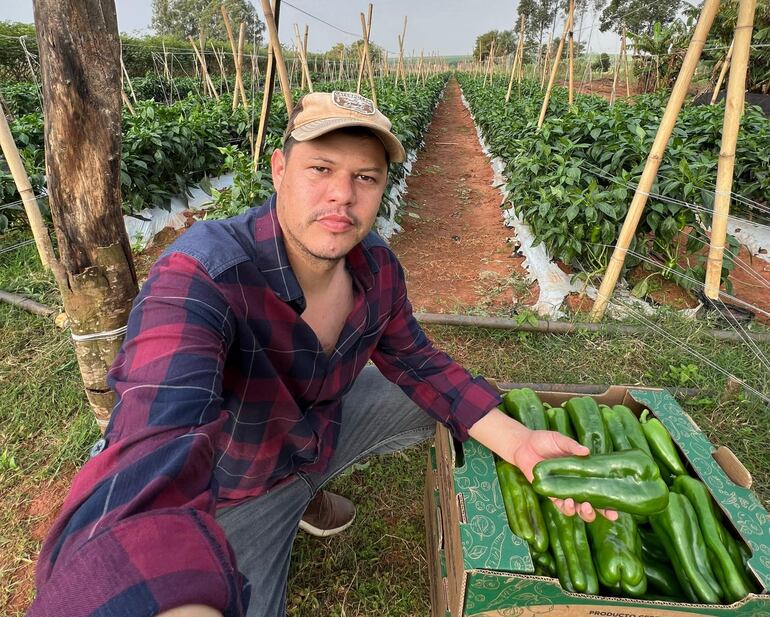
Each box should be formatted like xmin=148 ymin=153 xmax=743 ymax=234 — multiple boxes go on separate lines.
xmin=307 ymin=156 xmax=384 ymax=174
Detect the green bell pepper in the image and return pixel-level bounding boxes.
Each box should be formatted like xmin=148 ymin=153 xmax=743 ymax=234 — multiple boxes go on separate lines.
xmin=640 ymin=410 xmax=687 ymax=476
xmin=545 ymin=406 xmax=575 ymax=439
xmin=496 ymin=459 xmax=549 ymax=554
xmin=531 ymin=449 xmax=670 ymax=516
xmin=612 ymin=404 xmax=652 ymax=456
xmin=601 ymin=404 xmax=633 ymax=451
xmin=643 ymin=559 xmax=684 ymax=599
xmin=541 ymin=499 xmax=599 ymax=594
xmin=587 ymin=511 xmax=647 ymax=597
xmin=638 ymin=525 xmax=669 ymax=564
xmin=502 ymin=388 xmax=548 ymax=430
xmin=672 ymin=476 xmax=754 ymax=602
xmin=532 ymin=549 xmax=557 ymax=577
xmin=650 ymin=492 xmax=724 ymax=604
xmin=565 ymin=396 xmax=610 ymax=454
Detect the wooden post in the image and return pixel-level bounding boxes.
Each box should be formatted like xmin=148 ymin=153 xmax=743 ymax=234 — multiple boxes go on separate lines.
xmin=32 ymin=0 xmax=139 ymax=429
xmin=567 ymin=0 xmax=575 ymax=105
xmin=339 ymin=46 xmax=345 ymax=81
xmin=0 ymin=109 xmax=56 ymax=270
xmin=236 ymin=23 xmax=249 ymax=107
xmin=260 ymin=0 xmax=293 ymax=115
xmin=254 ymin=0 xmax=283 ymax=170
xmin=293 ymin=23 xmax=314 ymax=92
xmin=538 ymin=13 xmax=573 ymax=128
xmin=589 ymin=0 xmax=721 ymax=321
xmin=356 ymin=5 xmax=372 ymax=92
xmin=704 ymin=0 xmax=757 ymax=297
xmin=711 ymin=38 xmax=735 ymax=104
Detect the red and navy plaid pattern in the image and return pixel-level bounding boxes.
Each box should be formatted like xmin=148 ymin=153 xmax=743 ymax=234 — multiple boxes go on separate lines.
xmin=30 ymin=195 xmax=502 ymax=616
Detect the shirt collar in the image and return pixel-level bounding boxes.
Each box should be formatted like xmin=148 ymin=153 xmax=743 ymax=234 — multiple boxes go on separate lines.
xmin=253 ymin=194 xmax=379 ymax=306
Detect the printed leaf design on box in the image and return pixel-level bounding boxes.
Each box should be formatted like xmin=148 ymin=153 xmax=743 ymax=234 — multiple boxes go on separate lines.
xmin=455 ymin=438 xmax=533 ymax=573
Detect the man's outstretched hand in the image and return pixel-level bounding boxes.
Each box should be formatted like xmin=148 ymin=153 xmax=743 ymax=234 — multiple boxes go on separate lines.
xmin=468 ymin=407 xmax=618 ymax=523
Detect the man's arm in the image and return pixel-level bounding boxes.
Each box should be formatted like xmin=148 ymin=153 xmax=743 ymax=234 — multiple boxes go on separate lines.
xmin=372 ymin=253 xmax=615 ymax=522
xmin=30 ymin=253 xmax=247 ymax=617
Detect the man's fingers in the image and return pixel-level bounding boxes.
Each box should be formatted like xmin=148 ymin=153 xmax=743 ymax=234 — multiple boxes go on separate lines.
xmin=551 ymin=432 xmax=590 ymax=457
xmin=577 ymin=501 xmax=596 ymax=522
xmin=599 ymin=508 xmax=619 ymax=521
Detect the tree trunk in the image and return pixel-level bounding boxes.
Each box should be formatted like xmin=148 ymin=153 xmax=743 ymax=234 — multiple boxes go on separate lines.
xmin=32 ymin=0 xmax=138 ymax=430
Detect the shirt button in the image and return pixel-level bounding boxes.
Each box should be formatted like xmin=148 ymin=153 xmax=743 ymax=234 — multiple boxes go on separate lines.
xmin=89 ymin=438 xmax=107 ymax=458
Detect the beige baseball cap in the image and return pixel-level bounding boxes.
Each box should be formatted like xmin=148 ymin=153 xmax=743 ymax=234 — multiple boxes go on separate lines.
xmin=283 ymin=91 xmax=406 ymax=163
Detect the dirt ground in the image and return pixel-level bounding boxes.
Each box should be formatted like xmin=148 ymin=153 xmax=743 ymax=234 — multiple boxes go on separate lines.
xmin=388 ymin=79 xmax=536 ymax=313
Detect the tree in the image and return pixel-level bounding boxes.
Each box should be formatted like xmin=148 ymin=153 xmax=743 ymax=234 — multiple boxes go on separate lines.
xmin=473 ymin=30 xmax=515 ymax=60
xmin=599 ymin=0 xmax=682 ymax=35
xmin=324 ymin=40 xmax=383 ymax=66
xmin=152 ymin=0 xmax=265 ymax=44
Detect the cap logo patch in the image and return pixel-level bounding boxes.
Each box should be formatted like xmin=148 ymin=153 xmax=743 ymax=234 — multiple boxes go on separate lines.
xmin=332 ymin=91 xmax=375 ymax=115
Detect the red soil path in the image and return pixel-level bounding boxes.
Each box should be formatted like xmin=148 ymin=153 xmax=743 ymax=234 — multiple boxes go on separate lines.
xmin=389 ymin=78 xmax=534 ymax=313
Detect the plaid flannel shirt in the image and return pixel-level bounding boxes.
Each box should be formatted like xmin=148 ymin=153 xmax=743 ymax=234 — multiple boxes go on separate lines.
xmin=29 ymin=195 xmax=502 ymax=616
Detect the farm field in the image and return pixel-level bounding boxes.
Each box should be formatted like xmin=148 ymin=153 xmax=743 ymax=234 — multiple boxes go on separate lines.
xmin=2 ymin=1 xmax=770 ymax=616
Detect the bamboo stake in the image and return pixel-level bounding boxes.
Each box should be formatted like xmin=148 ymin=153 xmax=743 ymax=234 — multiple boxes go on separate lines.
xmin=610 ymin=35 xmax=622 ymax=105
xmin=711 ymin=38 xmax=735 ymax=104
xmin=236 ymin=23 xmax=249 ymax=107
xmin=395 ymin=16 xmax=407 ymax=88
xmin=356 ymin=4 xmax=373 ymax=91
xmin=199 ymin=30 xmax=215 ymax=97
xmin=338 ymin=46 xmax=345 ymax=81
xmin=0 ymin=109 xmax=55 ymax=270
xmin=293 ymin=23 xmax=314 ymax=92
xmin=541 ymin=31 xmax=553 ymax=87
xmin=622 ymin=29 xmax=631 ymax=96
xmin=538 ymin=13 xmax=573 ymax=128
xmin=121 ymin=89 xmax=135 ymax=115
xmin=483 ymin=39 xmax=496 ymax=86
xmin=221 ymin=5 xmax=244 ymax=108
xmin=213 ymin=46 xmax=229 ymax=94
xmin=568 ymin=0 xmax=575 ymax=105
xmin=301 ymin=24 xmax=309 ymax=90
xmin=162 ymin=41 xmax=171 ymax=80
xmin=120 ymin=56 xmax=137 ymax=104
xmin=506 ymin=17 xmax=525 ymax=102
xmin=704 ymin=0 xmax=757 ymax=297
xmin=254 ymin=0 xmax=282 ymax=169
xmin=260 ymin=0 xmax=293 ymax=114
xmin=590 ymin=0 xmax=722 ymax=321
xmin=189 ymin=36 xmax=219 ymax=99
xmin=359 ymin=10 xmax=377 ymax=104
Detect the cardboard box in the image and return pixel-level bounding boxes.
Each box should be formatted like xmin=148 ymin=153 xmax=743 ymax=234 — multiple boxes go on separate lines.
xmin=429 ymin=385 xmax=770 ymax=616
xmin=425 ymin=445 xmax=451 ymax=617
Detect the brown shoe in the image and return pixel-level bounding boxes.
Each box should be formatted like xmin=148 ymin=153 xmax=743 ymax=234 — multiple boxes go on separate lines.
xmin=299 ymin=490 xmax=356 ymax=537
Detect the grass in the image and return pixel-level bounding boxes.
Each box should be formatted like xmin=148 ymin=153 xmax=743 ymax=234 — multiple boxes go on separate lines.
xmin=2 ymin=230 xmax=770 ymax=615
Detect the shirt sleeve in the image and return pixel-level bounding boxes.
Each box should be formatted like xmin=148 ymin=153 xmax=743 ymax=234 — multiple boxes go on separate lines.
xmin=30 ymin=252 xmax=248 ymax=617
xmin=370 ymin=252 xmax=503 ymax=441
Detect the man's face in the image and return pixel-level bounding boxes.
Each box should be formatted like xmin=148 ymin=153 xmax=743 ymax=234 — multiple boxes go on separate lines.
xmin=271 ymin=130 xmax=388 ymax=263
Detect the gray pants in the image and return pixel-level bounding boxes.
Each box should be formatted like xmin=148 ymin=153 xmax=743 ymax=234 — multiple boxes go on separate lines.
xmin=215 ymin=365 xmax=436 ymax=617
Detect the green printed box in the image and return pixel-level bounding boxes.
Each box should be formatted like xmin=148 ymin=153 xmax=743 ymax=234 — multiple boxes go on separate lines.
xmin=426 ymin=446 xmax=451 ymax=617
xmin=430 ymin=385 xmax=770 ymax=616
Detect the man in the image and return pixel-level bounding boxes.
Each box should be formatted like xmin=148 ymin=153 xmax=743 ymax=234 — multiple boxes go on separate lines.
xmin=30 ymin=92 xmax=611 ymax=617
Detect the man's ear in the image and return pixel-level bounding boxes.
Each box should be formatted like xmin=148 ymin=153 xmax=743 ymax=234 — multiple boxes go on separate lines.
xmin=271 ymin=148 xmax=286 ymax=192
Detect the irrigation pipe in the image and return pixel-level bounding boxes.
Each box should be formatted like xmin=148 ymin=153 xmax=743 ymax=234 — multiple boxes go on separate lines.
xmin=0 ymin=289 xmax=56 ymax=317
xmin=414 ymin=312 xmax=770 ymax=343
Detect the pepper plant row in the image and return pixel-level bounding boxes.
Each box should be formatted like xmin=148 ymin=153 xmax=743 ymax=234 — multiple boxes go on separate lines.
xmin=497 ymin=388 xmax=756 ymax=604
xmin=0 ymin=75 xmax=448 ymax=233
xmin=458 ymin=74 xmax=770 ymax=291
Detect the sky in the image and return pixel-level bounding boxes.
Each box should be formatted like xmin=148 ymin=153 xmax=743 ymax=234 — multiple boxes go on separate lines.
xmin=1 ymin=1 xmax=622 ymax=55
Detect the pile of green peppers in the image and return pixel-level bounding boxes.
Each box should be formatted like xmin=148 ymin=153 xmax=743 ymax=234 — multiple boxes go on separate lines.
xmin=495 ymin=388 xmax=757 ymax=605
